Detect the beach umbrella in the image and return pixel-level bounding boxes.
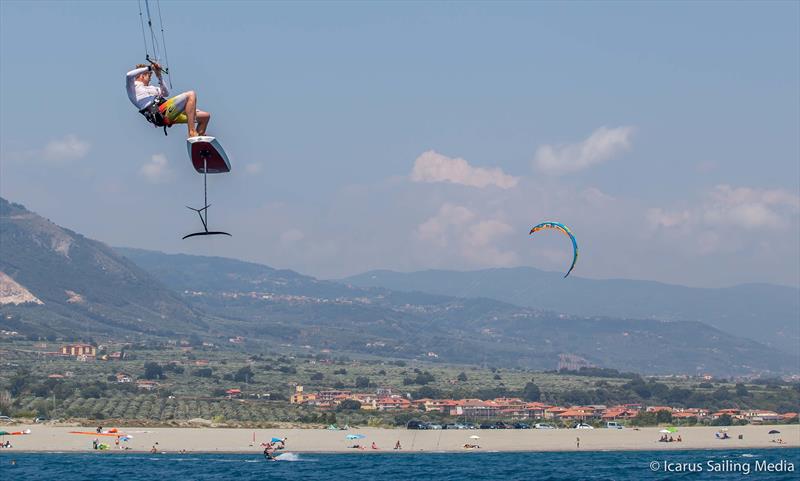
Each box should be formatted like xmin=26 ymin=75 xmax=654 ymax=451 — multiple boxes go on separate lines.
xmin=666 ymin=427 xmax=678 ymax=433
xmin=469 ymin=435 xmax=480 ymax=440
xmin=768 ymin=430 xmax=780 ymax=435
xmin=659 ymin=429 xmax=671 ymax=434
xmin=345 ymin=434 xmax=366 ymax=440
xmin=270 ymin=437 xmax=284 ymax=443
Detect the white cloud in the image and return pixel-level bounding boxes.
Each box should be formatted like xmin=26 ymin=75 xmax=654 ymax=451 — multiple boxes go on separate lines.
xmin=42 ymin=135 xmax=90 ymax=162
xmin=704 ymin=185 xmax=799 ymax=229
xmin=245 ymin=163 xmax=263 ymax=174
xmin=647 ymin=208 xmax=692 ymax=229
xmin=534 ymin=126 xmax=634 ymax=175
xmin=465 ymin=219 xmax=514 ymax=248
xmin=648 ymin=185 xmax=799 ymax=231
xmin=140 ymin=153 xmax=172 ymax=183
xmin=411 ymin=150 xmax=519 ymax=189
xmin=415 ymin=203 xmax=517 ymax=266
xmin=416 ymin=203 xmax=476 ymax=247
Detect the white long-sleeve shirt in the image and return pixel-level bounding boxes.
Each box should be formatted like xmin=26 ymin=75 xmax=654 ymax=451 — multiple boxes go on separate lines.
xmin=125 ymin=66 xmax=169 ymax=110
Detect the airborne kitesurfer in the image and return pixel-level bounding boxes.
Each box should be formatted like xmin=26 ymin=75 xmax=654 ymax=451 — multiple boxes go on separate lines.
xmin=125 ymin=61 xmax=211 ymax=138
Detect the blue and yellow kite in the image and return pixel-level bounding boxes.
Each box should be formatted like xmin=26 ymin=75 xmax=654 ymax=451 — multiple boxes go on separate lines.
xmin=529 ymin=221 xmax=578 ymax=278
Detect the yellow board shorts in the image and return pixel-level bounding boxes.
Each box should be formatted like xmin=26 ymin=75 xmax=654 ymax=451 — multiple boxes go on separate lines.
xmin=158 ymin=92 xmax=190 ymax=125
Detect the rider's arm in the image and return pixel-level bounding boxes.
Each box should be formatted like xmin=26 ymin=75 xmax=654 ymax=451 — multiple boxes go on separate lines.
xmin=156 ymin=72 xmax=169 ymax=98
xmin=126 ymin=67 xmax=150 ymax=105
xmin=151 ymin=63 xmax=169 ymax=98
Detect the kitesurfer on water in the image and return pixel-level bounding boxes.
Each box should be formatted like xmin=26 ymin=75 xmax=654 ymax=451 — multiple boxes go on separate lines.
xmin=125 ymin=62 xmax=211 ymax=138
xmin=263 ymin=443 xmax=275 ymax=461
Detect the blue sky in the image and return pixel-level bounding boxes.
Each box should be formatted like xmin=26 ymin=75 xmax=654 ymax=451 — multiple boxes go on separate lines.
xmin=1 ymin=1 xmax=798 ymax=287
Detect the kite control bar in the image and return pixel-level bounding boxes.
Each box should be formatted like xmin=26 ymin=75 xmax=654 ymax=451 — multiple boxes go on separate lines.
xmin=146 ymin=55 xmax=169 ymax=75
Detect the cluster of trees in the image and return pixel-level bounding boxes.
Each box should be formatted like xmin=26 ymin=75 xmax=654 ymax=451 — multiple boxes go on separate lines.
xmin=403 ymin=370 xmax=436 ymax=386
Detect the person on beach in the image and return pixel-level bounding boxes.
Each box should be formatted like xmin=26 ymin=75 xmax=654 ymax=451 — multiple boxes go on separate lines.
xmin=394 ymin=440 xmax=402 ymax=450
xmin=371 ymin=441 xmax=379 ymax=450
xmin=576 ymin=437 xmax=580 ymax=448
xmin=92 ymin=438 xmax=98 ymax=450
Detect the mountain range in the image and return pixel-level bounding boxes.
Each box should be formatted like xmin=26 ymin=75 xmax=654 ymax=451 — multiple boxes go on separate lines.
xmin=117 ymin=249 xmax=797 ymax=376
xmin=0 ymin=198 xmax=208 ymax=339
xmin=1 ymin=197 xmax=796 ymax=376
xmin=343 ymin=268 xmax=800 ymax=356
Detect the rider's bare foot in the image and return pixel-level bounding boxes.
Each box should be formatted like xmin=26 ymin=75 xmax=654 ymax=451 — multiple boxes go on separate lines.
xmin=188 ymin=129 xmax=199 ymax=138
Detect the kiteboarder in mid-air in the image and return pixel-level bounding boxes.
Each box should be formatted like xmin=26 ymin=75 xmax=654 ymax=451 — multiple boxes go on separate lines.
xmin=126 ymin=61 xmax=211 ymax=138
xmin=129 ymin=0 xmax=232 ymax=239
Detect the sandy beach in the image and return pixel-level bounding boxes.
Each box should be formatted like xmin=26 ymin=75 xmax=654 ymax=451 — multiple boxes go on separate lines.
xmin=1 ymin=424 xmax=797 ymax=454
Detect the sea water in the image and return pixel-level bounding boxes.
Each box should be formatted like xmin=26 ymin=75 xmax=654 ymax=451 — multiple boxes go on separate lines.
xmin=2 ymin=449 xmax=798 ymax=480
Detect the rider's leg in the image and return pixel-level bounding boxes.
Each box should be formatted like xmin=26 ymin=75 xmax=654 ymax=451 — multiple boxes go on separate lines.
xmin=196 ymin=110 xmax=211 ymax=136
xmin=184 ymin=91 xmax=198 ymax=137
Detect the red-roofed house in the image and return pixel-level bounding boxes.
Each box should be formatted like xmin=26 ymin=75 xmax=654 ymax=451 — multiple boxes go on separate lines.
xmin=671 ymin=408 xmax=708 ymax=420
xmin=422 ymin=399 xmax=459 ymax=412
xmin=646 ymin=406 xmax=673 ymax=413
xmin=560 ymin=407 xmax=596 ymax=422
xmin=601 ymin=407 xmax=637 ymax=421
xmin=376 ymin=397 xmax=412 ymax=411
xmin=712 ymin=409 xmax=741 ymax=420
xmin=524 ymin=403 xmax=550 ymax=419
xmin=451 ymin=399 xmax=501 ymax=418
xmin=493 ymin=397 xmax=525 ymax=408
xmin=545 ymin=407 xmax=568 ymax=420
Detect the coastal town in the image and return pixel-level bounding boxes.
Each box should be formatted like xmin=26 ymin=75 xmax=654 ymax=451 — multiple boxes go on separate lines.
xmin=287 ymin=386 xmax=798 ymax=427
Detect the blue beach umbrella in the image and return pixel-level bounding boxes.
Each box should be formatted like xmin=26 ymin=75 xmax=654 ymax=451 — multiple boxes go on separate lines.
xmin=271 ymin=437 xmax=284 ymax=443
xmin=345 ymin=434 xmax=366 ymax=440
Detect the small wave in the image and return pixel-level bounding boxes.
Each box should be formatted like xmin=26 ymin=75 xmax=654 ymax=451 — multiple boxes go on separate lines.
xmin=275 ymin=453 xmax=303 ymax=462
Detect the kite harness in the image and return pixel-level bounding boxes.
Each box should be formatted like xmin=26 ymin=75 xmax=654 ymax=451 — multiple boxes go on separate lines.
xmin=138 ymin=91 xmax=169 ymax=135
